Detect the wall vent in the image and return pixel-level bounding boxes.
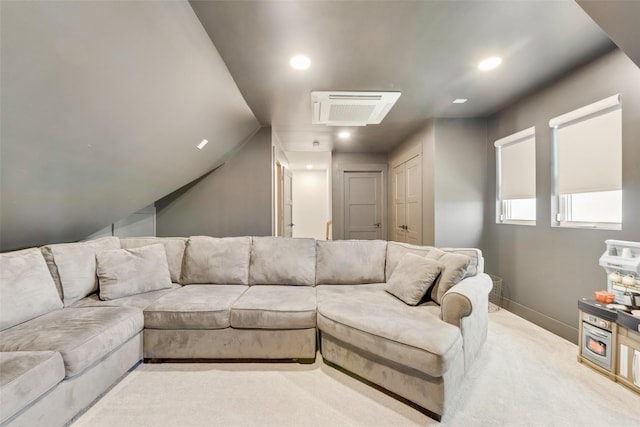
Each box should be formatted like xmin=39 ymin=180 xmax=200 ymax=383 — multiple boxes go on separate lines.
xmin=311 ymin=91 xmax=401 ymax=126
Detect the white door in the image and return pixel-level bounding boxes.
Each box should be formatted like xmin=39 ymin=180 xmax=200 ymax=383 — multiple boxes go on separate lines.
xmin=392 ymin=155 xmax=422 ymax=244
xmin=344 ymin=172 xmax=383 ymax=240
xmin=405 ymin=155 xmax=422 ymax=244
xmin=284 ymin=169 xmax=293 ymax=237
xmin=393 ymin=163 xmax=407 ymax=242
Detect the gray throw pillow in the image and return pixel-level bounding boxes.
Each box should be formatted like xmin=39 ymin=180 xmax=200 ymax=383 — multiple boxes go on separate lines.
xmin=97 ymin=244 xmax=172 ymax=300
xmin=385 ymin=253 xmax=442 ymax=305
xmin=426 ymin=248 xmax=471 ymax=304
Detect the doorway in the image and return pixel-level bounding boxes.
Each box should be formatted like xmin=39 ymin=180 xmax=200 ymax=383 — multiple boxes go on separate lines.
xmin=285 ymin=151 xmax=332 ymax=240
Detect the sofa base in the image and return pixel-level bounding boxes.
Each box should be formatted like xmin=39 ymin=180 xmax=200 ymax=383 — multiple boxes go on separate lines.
xmin=319 ymin=332 xmax=465 ymax=421
xmin=2 ymin=332 xmax=142 ymax=427
xmin=144 ymin=328 xmax=317 ymax=360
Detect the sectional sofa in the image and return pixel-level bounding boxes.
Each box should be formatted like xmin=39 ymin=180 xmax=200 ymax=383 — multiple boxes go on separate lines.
xmin=0 ymin=236 xmax=492 ymax=425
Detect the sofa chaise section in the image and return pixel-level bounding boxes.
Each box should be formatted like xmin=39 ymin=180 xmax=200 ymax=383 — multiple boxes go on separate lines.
xmin=315 ymin=240 xmax=492 ymax=420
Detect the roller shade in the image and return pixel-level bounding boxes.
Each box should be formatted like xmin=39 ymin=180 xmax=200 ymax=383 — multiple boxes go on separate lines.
xmin=495 ymin=127 xmax=536 ymax=200
xmin=551 ymin=95 xmax=621 ymax=195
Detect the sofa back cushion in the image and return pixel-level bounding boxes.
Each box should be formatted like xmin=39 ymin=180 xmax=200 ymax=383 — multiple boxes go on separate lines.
xmin=249 ymin=237 xmax=316 ymax=286
xmin=316 ymin=240 xmax=387 ymax=285
xmin=119 ymin=237 xmax=186 ymax=283
xmin=385 ymin=241 xmax=434 ymax=282
xmin=41 ymin=236 xmax=120 ymax=306
xmin=441 ymin=248 xmax=484 ymax=277
xmin=426 ymin=248 xmax=471 ymax=304
xmin=181 ymin=236 xmax=251 ymax=285
xmin=0 ymin=248 xmax=63 ymax=331
xmin=96 ymin=244 xmax=173 ymax=300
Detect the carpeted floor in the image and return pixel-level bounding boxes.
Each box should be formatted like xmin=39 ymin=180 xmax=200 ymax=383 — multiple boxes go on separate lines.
xmin=72 ymin=310 xmax=640 ymax=426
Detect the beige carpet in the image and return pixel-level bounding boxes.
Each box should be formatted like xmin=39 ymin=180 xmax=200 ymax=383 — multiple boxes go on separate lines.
xmin=72 ymin=310 xmax=640 ymax=426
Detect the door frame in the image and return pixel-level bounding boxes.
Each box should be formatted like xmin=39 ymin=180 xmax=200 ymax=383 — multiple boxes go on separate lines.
xmin=337 ymin=164 xmax=387 ymax=240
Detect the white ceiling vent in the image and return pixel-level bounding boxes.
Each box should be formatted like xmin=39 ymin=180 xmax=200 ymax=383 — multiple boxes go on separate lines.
xmin=311 ymin=91 xmax=401 ymax=126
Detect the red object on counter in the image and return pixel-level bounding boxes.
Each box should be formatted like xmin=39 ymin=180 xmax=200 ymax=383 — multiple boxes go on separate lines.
xmin=595 ymin=290 xmax=615 ymax=304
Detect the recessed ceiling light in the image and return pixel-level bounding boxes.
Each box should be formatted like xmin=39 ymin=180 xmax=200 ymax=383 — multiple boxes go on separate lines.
xmin=197 ymin=139 xmax=208 ymax=150
xmin=338 ymin=131 xmax=351 ymax=139
xmin=453 ymin=99 xmax=468 ymax=104
xmin=478 ymin=56 xmax=502 ymax=71
xmin=306 ymin=164 xmax=313 ymax=169
xmin=290 ymin=55 xmax=311 ymax=70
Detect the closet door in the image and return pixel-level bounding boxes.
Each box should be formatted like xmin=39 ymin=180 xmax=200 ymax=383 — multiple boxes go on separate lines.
xmin=404 ymin=155 xmax=422 ymax=245
xmin=392 ymin=154 xmax=422 ymax=244
xmin=393 ymin=163 xmax=407 ymax=242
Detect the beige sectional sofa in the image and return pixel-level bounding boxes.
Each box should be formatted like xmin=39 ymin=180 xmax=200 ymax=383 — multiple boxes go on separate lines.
xmin=0 ymin=236 xmax=492 ymax=425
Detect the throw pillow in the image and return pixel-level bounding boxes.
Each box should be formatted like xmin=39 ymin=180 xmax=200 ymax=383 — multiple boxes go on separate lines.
xmin=97 ymin=244 xmax=172 ymax=300
xmin=426 ymin=248 xmax=471 ymax=304
xmin=385 ymin=253 xmax=442 ymax=305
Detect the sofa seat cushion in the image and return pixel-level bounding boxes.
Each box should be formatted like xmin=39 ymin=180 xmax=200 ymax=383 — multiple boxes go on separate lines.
xmin=0 ymin=351 xmax=65 ymax=424
xmin=144 ymin=285 xmax=247 ymax=330
xmin=230 ymin=285 xmax=317 ymax=329
xmin=249 ymin=237 xmax=316 ymax=286
xmin=0 ymin=307 xmax=143 ymax=378
xmin=70 ymin=285 xmax=180 ymax=310
xmin=317 ymin=286 xmax=462 ymax=377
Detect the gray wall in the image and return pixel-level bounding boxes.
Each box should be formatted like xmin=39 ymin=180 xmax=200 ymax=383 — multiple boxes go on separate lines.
xmin=388 ymin=118 xmax=487 ymax=249
xmin=331 ymin=152 xmax=389 ymax=240
xmin=388 ymin=119 xmax=436 ymax=245
xmin=155 ymin=128 xmax=272 ymax=237
xmin=434 ymin=119 xmax=488 ymax=250
xmin=485 ymin=49 xmax=640 ymax=343
xmin=0 ymin=0 xmax=259 ymax=251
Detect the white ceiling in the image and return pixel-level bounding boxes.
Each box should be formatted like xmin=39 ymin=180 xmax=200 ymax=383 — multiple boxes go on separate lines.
xmin=190 ymin=0 xmax=615 ymax=153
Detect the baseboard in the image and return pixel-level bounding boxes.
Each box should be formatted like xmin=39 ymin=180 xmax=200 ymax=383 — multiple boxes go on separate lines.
xmin=501 ymin=298 xmax=579 ymax=344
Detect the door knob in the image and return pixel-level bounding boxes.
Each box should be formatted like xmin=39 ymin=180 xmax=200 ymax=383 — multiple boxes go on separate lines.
xmin=374 ymin=223 xmax=381 ymax=228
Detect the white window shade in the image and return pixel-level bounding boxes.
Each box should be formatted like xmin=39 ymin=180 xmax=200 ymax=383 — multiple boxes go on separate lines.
xmin=555 ymin=107 xmax=621 ymax=195
xmin=495 ymin=127 xmax=536 ymax=200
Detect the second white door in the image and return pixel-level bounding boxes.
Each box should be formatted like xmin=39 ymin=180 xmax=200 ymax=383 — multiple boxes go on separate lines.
xmin=344 ymin=171 xmax=383 ymax=240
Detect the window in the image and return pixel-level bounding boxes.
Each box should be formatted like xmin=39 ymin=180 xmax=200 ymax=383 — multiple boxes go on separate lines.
xmin=550 ymin=94 xmax=622 ymax=229
xmin=495 ymin=127 xmax=536 ymax=225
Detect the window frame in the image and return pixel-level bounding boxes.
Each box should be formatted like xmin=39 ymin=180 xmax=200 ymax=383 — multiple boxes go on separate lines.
xmin=495 ymin=126 xmax=537 ymax=226
xmin=550 ymin=94 xmax=622 ymax=230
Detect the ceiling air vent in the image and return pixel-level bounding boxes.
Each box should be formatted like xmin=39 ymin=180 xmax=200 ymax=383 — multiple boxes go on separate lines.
xmin=311 ymin=91 xmax=401 ymax=126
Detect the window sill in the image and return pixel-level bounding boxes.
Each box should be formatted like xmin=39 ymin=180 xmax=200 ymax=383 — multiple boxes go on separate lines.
xmin=497 ymin=220 xmax=536 ymax=226
xmin=552 ymin=221 xmax=621 ymax=231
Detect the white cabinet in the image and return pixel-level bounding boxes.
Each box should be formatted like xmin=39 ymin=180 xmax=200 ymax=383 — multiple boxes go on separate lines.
xmin=617 ymin=327 xmax=640 ymax=394
xmin=392 ymin=154 xmax=421 ymax=245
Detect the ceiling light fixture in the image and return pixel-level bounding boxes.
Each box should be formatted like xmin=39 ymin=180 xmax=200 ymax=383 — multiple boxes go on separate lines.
xmin=306 ymin=164 xmax=313 ymax=169
xmin=453 ymin=99 xmax=468 ymax=104
xmin=338 ymin=131 xmax=351 ymax=139
xmin=290 ymin=55 xmax=311 ymax=70
xmin=197 ymin=139 xmax=208 ymax=150
xmin=478 ymin=56 xmax=502 ymax=71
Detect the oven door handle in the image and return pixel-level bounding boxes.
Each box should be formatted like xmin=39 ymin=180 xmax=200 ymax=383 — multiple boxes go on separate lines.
xmin=588 ymin=329 xmax=609 ymax=338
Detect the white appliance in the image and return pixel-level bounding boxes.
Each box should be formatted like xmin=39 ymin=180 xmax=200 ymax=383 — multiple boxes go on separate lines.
xmin=599 ymin=240 xmax=640 ymax=304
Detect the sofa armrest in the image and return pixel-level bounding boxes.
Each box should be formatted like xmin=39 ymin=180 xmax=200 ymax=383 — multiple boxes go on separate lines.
xmin=441 ymin=273 xmax=492 ymax=371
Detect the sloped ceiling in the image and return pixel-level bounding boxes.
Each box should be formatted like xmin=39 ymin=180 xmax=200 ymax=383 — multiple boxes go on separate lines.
xmin=0 ymin=1 xmax=259 ymax=251
xmin=577 ymin=0 xmax=640 ymax=68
